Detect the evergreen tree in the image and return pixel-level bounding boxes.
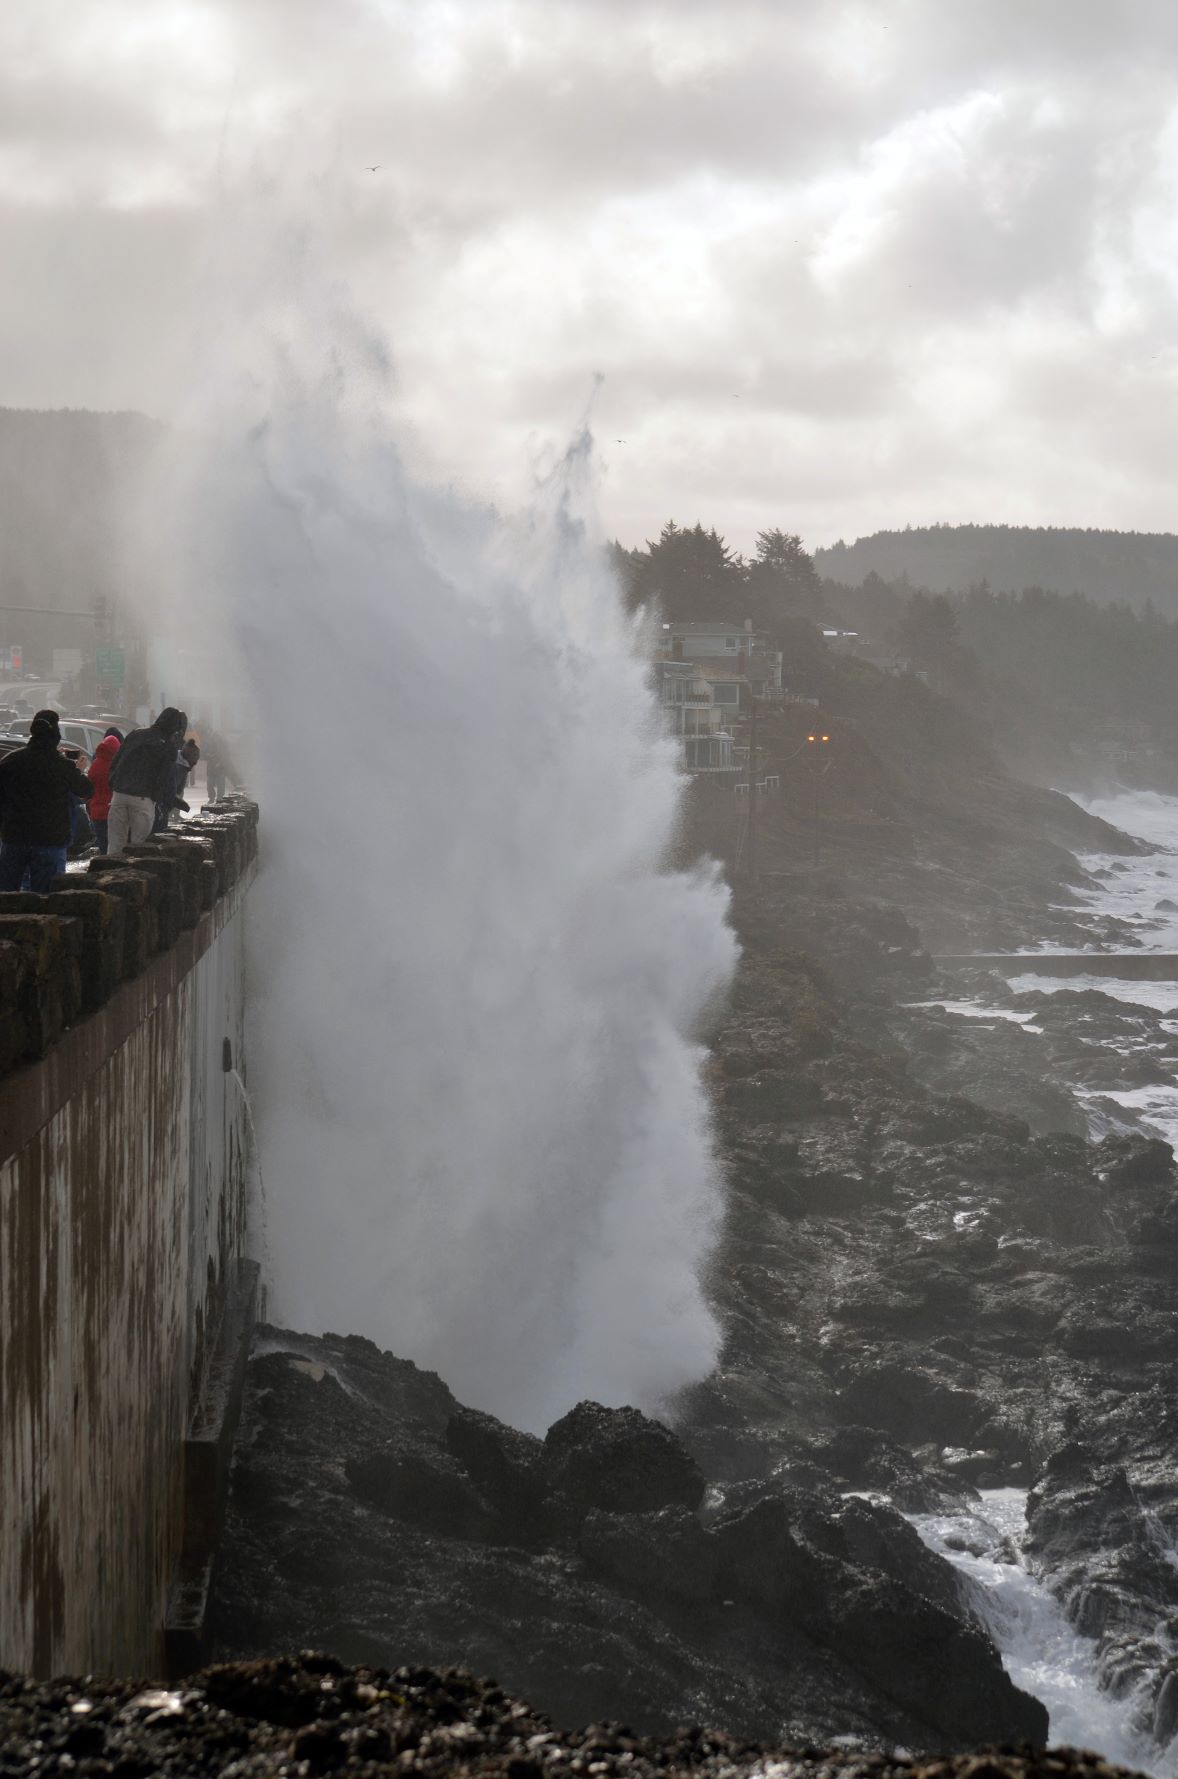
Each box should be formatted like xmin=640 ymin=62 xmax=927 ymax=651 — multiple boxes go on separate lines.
xmin=623 ymin=521 xmax=745 ymax=624
xmin=745 ymin=528 xmax=823 ymax=628
xmin=894 ymin=592 xmax=974 ymax=691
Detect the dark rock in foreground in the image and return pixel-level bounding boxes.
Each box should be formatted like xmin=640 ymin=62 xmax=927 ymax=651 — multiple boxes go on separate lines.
xmin=0 ymin=1656 xmax=1148 ymax=1779
xmin=213 ymin=1331 xmax=1046 ymax=1753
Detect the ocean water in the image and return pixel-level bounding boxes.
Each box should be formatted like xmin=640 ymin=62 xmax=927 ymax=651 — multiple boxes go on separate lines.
xmin=912 ymin=1491 xmax=1175 ymax=1776
xmin=908 ymin=790 xmax=1178 ymax=1773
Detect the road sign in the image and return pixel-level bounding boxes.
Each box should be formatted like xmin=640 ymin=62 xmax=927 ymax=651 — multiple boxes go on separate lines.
xmin=96 ymin=647 xmax=125 ymax=685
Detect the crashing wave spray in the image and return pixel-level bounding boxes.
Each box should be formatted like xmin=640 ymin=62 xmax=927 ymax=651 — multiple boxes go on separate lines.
xmin=165 ymin=278 xmax=737 ymax=1431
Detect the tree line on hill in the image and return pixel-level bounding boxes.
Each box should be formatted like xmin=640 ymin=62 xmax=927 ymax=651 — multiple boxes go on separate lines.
xmin=611 ymin=521 xmax=824 ymax=629
xmin=814 ymin=523 xmax=1178 ymax=618
xmin=617 ymin=518 xmax=1178 ymax=789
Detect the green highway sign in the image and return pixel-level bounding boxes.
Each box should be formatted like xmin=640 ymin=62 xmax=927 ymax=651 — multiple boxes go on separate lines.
xmin=96 ymin=647 xmax=125 ymax=684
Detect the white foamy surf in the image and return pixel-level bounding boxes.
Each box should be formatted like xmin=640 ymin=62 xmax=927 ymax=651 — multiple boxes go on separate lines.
xmin=152 ymin=250 xmax=737 ymax=1434
xmin=916 ymin=790 xmax=1178 ymax=1772
xmin=912 ymin=1491 xmax=1175 ymax=1777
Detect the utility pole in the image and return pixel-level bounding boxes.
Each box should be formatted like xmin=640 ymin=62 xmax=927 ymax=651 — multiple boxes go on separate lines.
xmin=746 ymin=694 xmax=759 ymax=885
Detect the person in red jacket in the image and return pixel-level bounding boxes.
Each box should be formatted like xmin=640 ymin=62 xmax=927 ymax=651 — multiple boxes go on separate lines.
xmin=86 ymin=727 xmax=124 ymax=855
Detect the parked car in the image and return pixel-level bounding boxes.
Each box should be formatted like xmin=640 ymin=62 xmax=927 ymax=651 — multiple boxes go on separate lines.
xmin=8 ymin=715 xmax=126 ymax=760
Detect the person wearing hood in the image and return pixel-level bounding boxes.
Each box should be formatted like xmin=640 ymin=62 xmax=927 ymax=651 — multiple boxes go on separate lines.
xmin=86 ymin=726 xmax=124 ymax=855
xmin=153 ymin=735 xmax=200 ymax=834
xmin=107 ymin=706 xmax=187 ymax=856
xmin=0 ymin=709 xmax=95 ymax=891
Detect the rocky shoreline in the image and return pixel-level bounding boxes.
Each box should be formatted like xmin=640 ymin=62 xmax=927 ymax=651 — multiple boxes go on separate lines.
xmin=8 ymin=775 xmax=1174 ymax=1776
xmin=0 ymin=1655 xmax=1144 ymax=1779
xmin=199 ymin=836 xmax=1178 ymax=1773
xmin=208 ymin=1326 xmax=1045 ymax=1752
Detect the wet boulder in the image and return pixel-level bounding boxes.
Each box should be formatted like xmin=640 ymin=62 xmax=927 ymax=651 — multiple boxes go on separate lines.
xmin=832 ymin=1493 xmax=967 ymax=1618
xmin=1095 ymin=1133 xmax=1175 ymax=1188
xmin=1131 ymin=1193 xmax=1178 ymax=1246
xmin=721 ymin=1072 xmax=827 ymax=1123
xmin=445 ymin=1406 xmax=546 ymax=1539
xmin=812 ymin=1424 xmax=950 ymax=1512
xmin=577 ymin=1505 xmax=720 ymax=1606
xmin=345 ymin=1444 xmax=494 ymax=1541
xmin=837 ymin=1364 xmax=984 ymax=1448
xmin=823 ymin=1573 xmax=1049 ymax=1749
xmin=539 ymin=1402 xmax=705 ymax=1518
xmin=710 ymin=1495 xmax=832 ymax=1622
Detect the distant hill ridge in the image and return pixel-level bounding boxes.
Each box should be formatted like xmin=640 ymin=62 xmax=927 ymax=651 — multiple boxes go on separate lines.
xmin=816 ymin=524 xmax=1178 ymax=615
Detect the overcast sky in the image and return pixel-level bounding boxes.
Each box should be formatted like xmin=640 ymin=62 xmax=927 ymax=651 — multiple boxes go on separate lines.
xmin=5 ymin=0 xmax=1178 ymax=550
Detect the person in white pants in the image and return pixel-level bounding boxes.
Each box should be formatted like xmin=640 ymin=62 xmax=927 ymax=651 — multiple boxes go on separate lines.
xmin=106 ymin=706 xmax=188 ymax=857
xmin=106 ymin=790 xmax=156 ymax=855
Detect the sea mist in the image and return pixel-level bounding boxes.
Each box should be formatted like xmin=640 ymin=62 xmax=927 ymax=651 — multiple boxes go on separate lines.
xmin=161 ymin=272 xmax=737 ymax=1432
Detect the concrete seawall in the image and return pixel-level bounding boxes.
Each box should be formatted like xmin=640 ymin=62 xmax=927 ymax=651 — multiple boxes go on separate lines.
xmin=0 ymin=804 xmax=259 ymax=1679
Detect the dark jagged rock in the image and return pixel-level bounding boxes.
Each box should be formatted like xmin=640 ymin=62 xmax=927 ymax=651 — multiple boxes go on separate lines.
xmin=1024 ymin=1387 xmax=1178 ymax=1749
xmin=577 ymin=1505 xmax=719 ymax=1605
xmin=539 ymin=1402 xmax=706 ymax=1518
xmin=1095 ymin=1133 xmax=1176 ymax=1188
xmin=445 ymin=1406 xmax=546 ymax=1538
xmin=202 ymin=793 xmax=1178 ymax=1766
xmin=679 ymin=879 xmax=1178 ymax=1771
xmin=345 ymin=1444 xmax=495 ymax=1540
xmin=0 ymin=1656 xmax=1146 ymax=1779
xmin=212 ymin=1332 xmax=1045 ymax=1751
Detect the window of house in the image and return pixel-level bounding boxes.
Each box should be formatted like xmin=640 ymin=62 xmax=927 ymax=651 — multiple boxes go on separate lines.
xmin=711 ymin=682 xmax=739 ymax=703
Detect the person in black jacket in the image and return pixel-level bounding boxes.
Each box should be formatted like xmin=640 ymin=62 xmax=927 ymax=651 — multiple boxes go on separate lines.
xmin=0 ymin=709 xmax=95 ymax=891
xmin=152 ymin=737 xmax=200 ymax=833
xmin=107 ymin=706 xmax=187 ymax=856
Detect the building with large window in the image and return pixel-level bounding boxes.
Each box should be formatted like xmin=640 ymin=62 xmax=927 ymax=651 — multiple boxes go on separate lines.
xmin=658 ymin=620 xmax=783 ymax=702
xmin=650 ymin=619 xmax=785 ymax=775
xmin=653 ymin=659 xmax=734 ymax=773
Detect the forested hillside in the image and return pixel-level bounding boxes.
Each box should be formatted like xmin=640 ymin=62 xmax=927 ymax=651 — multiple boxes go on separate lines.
xmin=820 ymin=577 xmax=1178 ymax=790
xmin=816 ymin=525 xmax=1178 ymax=616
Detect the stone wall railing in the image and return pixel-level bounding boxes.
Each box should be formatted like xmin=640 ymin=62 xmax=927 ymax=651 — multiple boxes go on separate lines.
xmin=0 ymin=802 xmax=259 ymax=1066
xmin=0 ymin=799 xmax=260 ymax=1680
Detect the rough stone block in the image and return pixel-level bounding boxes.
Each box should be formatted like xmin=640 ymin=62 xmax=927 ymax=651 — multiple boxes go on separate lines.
xmin=131 ymin=838 xmax=203 ymax=929
xmin=197 ymin=858 xmax=219 ymax=911
xmin=183 ymin=818 xmax=230 ymax=887
xmin=113 ymin=851 xmax=184 ymax=951
xmin=87 ymin=859 xmax=158 ymax=903
xmin=0 ymin=939 xmax=27 ymax=1074
xmin=85 ymin=863 xmax=157 ymax=975
xmin=45 ymin=885 xmax=127 ymax=1012
xmin=0 ymin=913 xmax=72 ymax=1058
xmin=164 ymin=835 xmax=222 ymax=909
xmin=188 ymin=816 xmax=242 ymax=888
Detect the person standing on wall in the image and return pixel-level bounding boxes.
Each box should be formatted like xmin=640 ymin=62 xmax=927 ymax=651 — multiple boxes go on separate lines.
xmin=0 ymin=709 xmax=95 ymax=892
xmin=85 ymin=726 xmax=124 ymax=855
xmin=107 ymin=706 xmax=187 ymax=856
xmin=202 ymin=726 xmax=234 ymax=804
xmin=153 ymin=736 xmax=200 ymax=833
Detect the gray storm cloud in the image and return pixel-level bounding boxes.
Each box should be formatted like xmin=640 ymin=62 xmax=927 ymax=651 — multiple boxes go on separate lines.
xmin=3 ymin=0 xmax=1178 ymax=546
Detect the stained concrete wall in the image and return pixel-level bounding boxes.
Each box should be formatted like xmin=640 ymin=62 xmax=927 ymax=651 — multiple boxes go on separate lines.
xmin=0 ymin=806 xmax=258 ymax=1678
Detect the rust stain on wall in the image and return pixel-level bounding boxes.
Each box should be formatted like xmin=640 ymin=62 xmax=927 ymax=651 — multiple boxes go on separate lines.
xmin=0 ymin=876 xmax=254 ymax=1678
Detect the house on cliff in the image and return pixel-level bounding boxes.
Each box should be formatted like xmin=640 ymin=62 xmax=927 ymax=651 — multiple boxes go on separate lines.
xmin=652 ymin=620 xmax=784 ymax=776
